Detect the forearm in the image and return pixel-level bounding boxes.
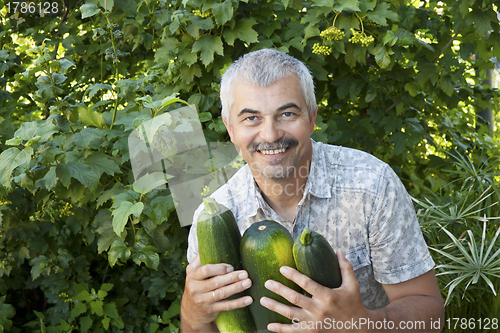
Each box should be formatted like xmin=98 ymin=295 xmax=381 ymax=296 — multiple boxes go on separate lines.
xmin=366 ymin=295 xmax=444 ymax=332
xmin=180 ymin=315 xmax=219 ymax=333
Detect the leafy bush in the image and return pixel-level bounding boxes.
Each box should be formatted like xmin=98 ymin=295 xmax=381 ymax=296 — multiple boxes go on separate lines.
xmin=1 ymin=0 xmax=499 ymax=331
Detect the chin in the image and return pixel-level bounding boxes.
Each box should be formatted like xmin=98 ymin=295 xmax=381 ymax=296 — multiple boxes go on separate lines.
xmin=259 ymin=165 xmax=296 ymax=179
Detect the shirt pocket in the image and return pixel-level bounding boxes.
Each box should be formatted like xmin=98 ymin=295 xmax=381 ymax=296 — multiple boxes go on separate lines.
xmin=344 ymin=244 xmax=371 ymax=271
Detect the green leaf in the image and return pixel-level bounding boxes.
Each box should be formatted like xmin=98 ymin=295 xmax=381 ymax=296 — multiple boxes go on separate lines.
xmin=78 ymin=107 xmax=106 ymax=129
xmin=132 ymin=244 xmax=160 ymax=270
xmin=186 ymin=17 xmax=214 ymax=38
xmin=56 ymin=162 xmax=99 ymax=191
xmin=35 ymin=166 xmax=58 ymax=190
xmin=97 ymin=183 xmax=125 ymax=208
xmin=439 ymin=75 xmax=454 ymax=97
xmin=0 ymin=147 xmax=33 ymax=189
xmin=85 ymin=83 xmax=113 ymax=99
xmin=404 ymin=82 xmax=419 ymax=97
xmin=382 ymin=30 xmax=398 ymax=46
xmin=416 ymin=61 xmax=438 ymax=85
xmin=192 ymin=35 xmax=224 ymax=66
xmin=143 ymin=195 xmax=175 ymax=225
xmin=312 ymin=0 xmax=333 ymax=7
xmin=71 ymin=302 xmax=87 ymax=318
xmin=99 ymin=0 xmax=114 ymax=11
xmin=75 ymin=290 xmax=91 ymax=302
xmin=58 ymin=58 xmax=75 ymax=74
xmin=373 ymin=44 xmax=391 ymax=69
xmin=212 ymin=0 xmax=233 ymax=26
xmin=60 ymin=319 xmax=70 ymax=331
xmin=104 ymin=303 xmax=120 ymax=319
xmin=0 ymin=296 xmax=14 ymax=330
xmin=90 ymin=301 xmax=104 ymax=316
xmin=80 ymin=316 xmax=92 ymax=333
xmin=14 ymin=119 xmax=58 ymax=143
xmin=366 ymin=2 xmax=399 ymax=26
xmin=112 ymin=201 xmax=144 ymax=235
xmin=333 ymin=0 xmax=360 ymax=12
xmin=6 ymin=137 xmax=22 ymax=146
xmin=387 ymin=131 xmax=406 ymax=155
xmin=84 ymin=153 xmax=120 ymax=176
xmin=96 ymin=216 xmax=121 ymax=253
xmin=467 ymin=8 xmax=497 ymax=37
xmin=223 ymin=18 xmax=258 ymax=46
xmin=179 ymin=64 xmax=202 ymax=84
xmin=80 ymin=4 xmax=101 ymax=18
xmin=163 ymin=302 xmax=181 ymax=320
xmin=52 ymin=73 xmax=67 ymax=85
xmin=108 ymin=240 xmax=131 ymax=266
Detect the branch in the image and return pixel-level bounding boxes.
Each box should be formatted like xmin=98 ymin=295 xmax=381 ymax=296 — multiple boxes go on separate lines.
xmin=384 ymin=97 xmax=403 ymax=114
xmin=432 ymin=28 xmax=464 ymax=64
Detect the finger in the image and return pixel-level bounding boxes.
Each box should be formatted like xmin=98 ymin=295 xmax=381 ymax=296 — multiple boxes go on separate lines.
xmin=212 ymin=294 xmax=254 ymax=313
xmin=337 ymin=249 xmax=359 ymax=291
xmin=211 ymin=271 xmax=253 ymax=301
xmin=278 ymin=266 xmax=324 ymax=302
xmin=266 ymin=322 xmax=299 ymax=333
xmin=260 ymin=295 xmax=303 ymax=322
xmin=190 ymin=262 xmax=234 ymax=281
xmin=186 ymin=254 xmax=200 ymax=275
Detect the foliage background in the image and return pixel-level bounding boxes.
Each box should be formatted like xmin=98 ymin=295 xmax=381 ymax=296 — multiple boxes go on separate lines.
xmin=0 ymin=0 xmax=500 ymax=331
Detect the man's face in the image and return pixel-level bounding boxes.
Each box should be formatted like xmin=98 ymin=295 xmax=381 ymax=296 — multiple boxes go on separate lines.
xmin=223 ymin=74 xmax=317 ymax=180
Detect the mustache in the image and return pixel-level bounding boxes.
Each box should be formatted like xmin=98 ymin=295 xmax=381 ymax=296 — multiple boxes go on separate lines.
xmin=249 ymin=138 xmax=299 ymax=152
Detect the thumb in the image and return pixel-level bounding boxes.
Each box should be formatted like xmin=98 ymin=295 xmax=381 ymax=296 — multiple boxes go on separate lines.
xmin=336 ymin=249 xmax=357 ymax=288
xmin=186 ymin=253 xmax=200 ymax=275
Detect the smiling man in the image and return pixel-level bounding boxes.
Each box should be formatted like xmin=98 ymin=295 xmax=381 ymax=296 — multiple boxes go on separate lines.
xmin=180 ymin=49 xmax=444 ymax=332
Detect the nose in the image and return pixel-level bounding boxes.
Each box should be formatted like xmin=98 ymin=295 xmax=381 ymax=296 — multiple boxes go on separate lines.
xmin=259 ymin=118 xmax=284 ymax=144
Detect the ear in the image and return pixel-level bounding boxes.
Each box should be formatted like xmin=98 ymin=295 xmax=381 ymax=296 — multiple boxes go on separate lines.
xmin=309 ymin=107 xmax=318 ymax=135
xmin=222 ymin=116 xmax=233 ymax=142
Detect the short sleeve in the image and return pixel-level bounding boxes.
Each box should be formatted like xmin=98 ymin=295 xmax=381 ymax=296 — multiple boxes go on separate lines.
xmin=186 ymin=203 xmax=204 ymax=264
xmin=368 ymin=165 xmax=435 ymax=284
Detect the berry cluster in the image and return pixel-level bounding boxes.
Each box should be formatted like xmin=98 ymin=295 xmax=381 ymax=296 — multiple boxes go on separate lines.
xmin=92 ymin=28 xmax=108 ymax=41
xmin=105 ymin=47 xmax=130 ymax=64
xmin=365 ymin=19 xmax=382 ymax=28
xmin=319 ymin=26 xmax=345 ymax=41
xmin=312 ymin=43 xmax=333 ymax=55
xmin=349 ymin=28 xmax=374 ymax=47
xmin=193 ymin=9 xmax=211 ymax=18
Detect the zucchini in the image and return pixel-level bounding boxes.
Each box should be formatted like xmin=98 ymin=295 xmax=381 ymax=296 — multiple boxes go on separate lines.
xmin=292 ymin=229 xmax=342 ymax=290
xmin=240 ymin=220 xmax=302 ymax=333
xmin=197 ymin=197 xmax=256 ymax=333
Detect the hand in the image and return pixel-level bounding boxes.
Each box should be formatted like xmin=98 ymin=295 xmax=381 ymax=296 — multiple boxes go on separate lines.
xmin=260 ymin=249 xmax=369 ymax=332
xmin=180 ymin=254 xmax=253 ymax=332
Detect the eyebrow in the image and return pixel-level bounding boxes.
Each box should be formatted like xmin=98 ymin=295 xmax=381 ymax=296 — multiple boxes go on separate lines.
xmin=237 ymin=102 xmax=302 ymax=119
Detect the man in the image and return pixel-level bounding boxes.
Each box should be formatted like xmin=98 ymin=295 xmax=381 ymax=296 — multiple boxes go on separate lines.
xmin=181 ymin=48 xmax=444 ymax=332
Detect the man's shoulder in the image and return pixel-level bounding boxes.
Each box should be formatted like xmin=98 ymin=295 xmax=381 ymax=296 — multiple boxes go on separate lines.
xmin=207 ymin=164 xmax=252 ymax=209
xmin=314 ymin=140 xmax=389 ymax=172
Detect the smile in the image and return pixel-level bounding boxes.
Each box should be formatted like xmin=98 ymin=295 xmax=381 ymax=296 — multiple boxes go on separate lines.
xmin=259 ymin=148 xmax=286 ymax=155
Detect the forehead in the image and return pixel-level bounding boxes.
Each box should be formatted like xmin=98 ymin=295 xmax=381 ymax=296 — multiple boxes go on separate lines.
xmin=230 ymin=75 xmax=304 ymax=111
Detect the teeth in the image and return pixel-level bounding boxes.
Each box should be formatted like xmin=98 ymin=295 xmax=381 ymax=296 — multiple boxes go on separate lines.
xmin=260 ymin=148 xmax=286 ymax=155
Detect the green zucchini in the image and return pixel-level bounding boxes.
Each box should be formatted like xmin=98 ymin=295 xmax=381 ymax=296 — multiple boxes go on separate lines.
xmin=292 ymin=229 xmax=342 ymax=290
xmin=240 ymin=220 xmax=302 ymax=333
xmin=197 ymin=197 xmax=256 ymax=333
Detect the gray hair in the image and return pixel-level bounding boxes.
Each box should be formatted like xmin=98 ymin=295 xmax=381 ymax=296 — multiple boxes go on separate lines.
xmin=220 ymin=48 xmax=317 ymax=123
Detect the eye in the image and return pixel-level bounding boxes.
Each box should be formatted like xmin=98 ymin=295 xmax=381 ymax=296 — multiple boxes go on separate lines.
xmin=282 ymin=111 xmax=294 ymax=117
xmin=245 ymin=116 xmax=258 ymax=122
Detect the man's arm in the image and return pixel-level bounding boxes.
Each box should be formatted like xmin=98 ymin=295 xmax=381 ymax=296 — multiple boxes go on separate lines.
xmin=367 ymin=269 xmax=444 ymax=332
xmin=259 ymin=250 xmax=444 ymax=332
